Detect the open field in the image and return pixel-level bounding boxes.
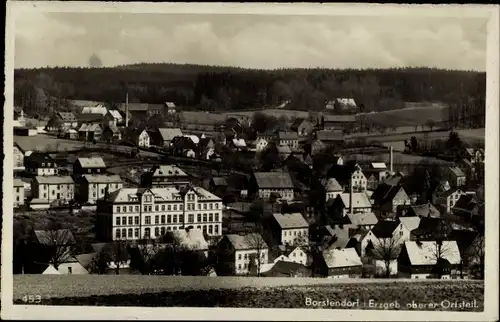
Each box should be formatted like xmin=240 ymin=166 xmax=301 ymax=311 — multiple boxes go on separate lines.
xmin=13 ymin=276 xmax=483 ymax=311
xmin=357 ymin=104 xmax=448 ymax=127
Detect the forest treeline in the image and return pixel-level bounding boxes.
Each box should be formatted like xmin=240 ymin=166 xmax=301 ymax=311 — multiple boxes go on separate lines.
xmin=14 ymin=63 xmax=485 ymax=120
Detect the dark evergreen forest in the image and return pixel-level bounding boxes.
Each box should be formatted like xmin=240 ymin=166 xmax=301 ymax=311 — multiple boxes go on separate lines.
xmin=14 ymin=63 xmax=485 ymax=122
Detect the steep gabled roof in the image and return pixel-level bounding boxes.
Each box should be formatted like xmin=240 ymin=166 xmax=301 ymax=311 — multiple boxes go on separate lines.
xmin=347 ymin=212 xmax=378 ymax=226
xmin=253 ymin=171 xmax=294 ymax=189
xmin=225 ymin=233 xmax=268 ymax=250
xmin=370 ymin=220 xmax=400 ymax=238
xmin=321 ymin=247 xmax=362 ymax=268
xmin=272 ymin=212 xmax=309 ymax=229
xmin=403 ymin=241 xmax=461 ymax=266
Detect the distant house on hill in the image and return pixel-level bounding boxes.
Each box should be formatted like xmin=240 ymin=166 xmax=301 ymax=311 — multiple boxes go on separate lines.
xmin=290 ymin=118 xmax=313 ymax=137
xmin=78 ymin=123 xmax=102 ymax=142
xmin=122 ymin=128 xmax=150 ymax=148
xmin=81 ymin=104 xmax=108 ymax=116
xmin=166 ymin=102 xmax=177 ymax=114
xmin=315 ymin=130 xmax=344 ymax=146
xmin=119 ymin=102 xmax=166 ymax=119
xmin=148 ymin=128 xmax=183 ymax=147
xmin=325 ymin=98 xmax=358 ymax=112
xmin=46 ymin=112 xmax=78 ymax=132
xmin=318 ymin=114 xmax=357 ymax=131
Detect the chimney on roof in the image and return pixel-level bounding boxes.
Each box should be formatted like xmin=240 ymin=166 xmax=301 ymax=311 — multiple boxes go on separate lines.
xmin=389 ymin=146 xmax=394 ymax=175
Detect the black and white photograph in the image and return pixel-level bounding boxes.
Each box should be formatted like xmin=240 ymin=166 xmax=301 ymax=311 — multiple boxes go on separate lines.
xmin=2 ymin=2 xmax=499 ymax=321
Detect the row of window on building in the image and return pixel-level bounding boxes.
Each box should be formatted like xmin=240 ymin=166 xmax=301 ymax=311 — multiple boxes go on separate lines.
xmin=115 ymin=224 xmax=220 ymax=239
xmin=283 ymin=229 xmax=307 ymax=237
xmin=115 ymin=213 xmax=221 ymax=226
xmin=115 ymin=202 xmax=220 ymax=213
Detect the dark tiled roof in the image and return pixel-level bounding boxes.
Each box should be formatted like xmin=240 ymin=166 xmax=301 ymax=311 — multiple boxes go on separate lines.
xmin=253 ymin=171 xmax=294 ymax=189
xmin=370 ymin=220 xmax=400 ymax=238
xmin=453 ymin=194 xmax=479 ymax=212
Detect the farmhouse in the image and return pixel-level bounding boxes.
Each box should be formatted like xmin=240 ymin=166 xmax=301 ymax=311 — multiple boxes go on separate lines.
xmin=24 ymin=152 xmax=59 ymax=176
xmin=104 ymin=110 xmax=124 ymax=126
xmin=325 ymin=98 xmax=357 ymax=112
xmin=360 ymin=219 xmax=411 ymax=258
xmin=329 ymin=192 xmax=372 ymax=217
xmin=363 ymin=162 xmax=390 ymax=190
xmin=249 ymin=171 xmax=295 ymax=201
xmin=81 ymin=105 xmax=108 ymax=116
xmin=322 ymin=178 xmax=344 ymax=202
xmin=73 ymin=157 xmax=107 ymax=176
xmin=148 ymin=128 xmax=183 ymax=147
xmin=78 ymin=123 xmax=102 ymax=142
xmin=315 ymin=130 xmax=344 ymax=146
xmin=216 ymin=233 xmax=269 ymax=276
xmin=119 ymin=102 xmax=166 ymax=118
xmin=96 ymin=186 xmax=223 ymax=241
xmin=163 ymin=228 xmax=209 ymax=257
xmin=46 ymin=112 xmax=78 ymax=132
xmin=319 ymin=114 xmax=357 ymax=131
xmin=313 ymin=247 xmax=363 ymax=278
xmin=101 ymin=124 xmax=122 ymax=142
xmin=290 ymin=118 xmax=313 ymax=137
xmin=398 ymin=240 xmax=461 ymax=279
xmin=271 ymin=212 xmax=309 ymax=246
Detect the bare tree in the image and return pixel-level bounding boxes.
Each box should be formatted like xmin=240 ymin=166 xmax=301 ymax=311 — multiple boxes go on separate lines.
xmin=466 ymin=233 xmax=485 ymax=279
xmin=246 ymin=232 xmax=268 ymax=277
xmin=35 ymin=228 xmax=75 ymax=270
xmin=129 ymin=237 xmax=163 ymax=275
xmin=426 ymin=120 xmax=435 ymax=132
xmin=95 ymin=241 xmax=130 ymax=275
xmin=366 ymin=234 xmax=403 ymax=278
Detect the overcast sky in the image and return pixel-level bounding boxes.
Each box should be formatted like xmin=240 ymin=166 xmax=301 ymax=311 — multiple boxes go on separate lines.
xmin=14 ymin=11 xmax=488 ymax=71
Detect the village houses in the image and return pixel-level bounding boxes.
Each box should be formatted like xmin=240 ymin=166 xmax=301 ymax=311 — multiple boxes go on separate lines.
xmin=24 ymin=152 xmax=59 ymax=176
xmin=148 ymin=128 xmax=183 ymax=147
xmin=31 ymin=175 xmax=75 ymax=204
xmin=123 ymin=128 xmax=150 ymax=148
xmin=327 ymin=161 xmax=367 ymax=192
xmin=140 ymin=164 xmax=190 ymax=189
xmin=447 ymin=166 xmax=467 ymax=188
xmin=96 ymin=186 xmax=223 ymax=241
xmin=277 ymin=132 xmax=299 ymax=150
xmin=323 ymin=178 xmax=344 ymax=202
xmin=14 ymin=178 xmax=25 ymax=207
xmin=216 ymin=233 xmax=269 ymax=276
xmin=78 ymin=123 xmax=102 ymax=142
xmin=329 ymin=192 xmax=372 ymax=217
xmin=104 ymin=110 xmax=124 ymax=127
xmin=271 ymin=212 xmax=309 ymax=247
xmin=249 ymin=171 xmax=295 ymax=201
xmin=13 ymin=142 xmax=24 ymax=170
xmin=435 ymin=187 xmax=463 ymax=214
xmin=398 ymin=240 xmax=461 ymax=279
xmin=46 ymin=112 xmax=78 ymax=132
xmin=73 ymin=157 xmax=107 ymax=176
xmin=313 ymin=247 xmax=363 ymax=278
xmin=290 ymin=118 xmax=313 ymax=137
xmin=76 ymin=174 xmax=123 ymax=204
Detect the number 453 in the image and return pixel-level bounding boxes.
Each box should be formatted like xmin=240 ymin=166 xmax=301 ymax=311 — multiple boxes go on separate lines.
xmin=22 ymin=295 xmax=42 ymax=304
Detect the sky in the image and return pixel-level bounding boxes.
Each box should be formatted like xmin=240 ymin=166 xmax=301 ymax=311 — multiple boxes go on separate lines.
xmin=13 ymin=11 xmax=488 ymax=71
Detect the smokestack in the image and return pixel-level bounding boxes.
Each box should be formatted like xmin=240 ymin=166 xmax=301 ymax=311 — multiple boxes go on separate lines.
xmin=389 ymin=145 xmax=393 ymax=174
xmin=125 ymin=90 xmax=129 ymax=128
xmin=349 ymin=181 xmax=354 ymax=215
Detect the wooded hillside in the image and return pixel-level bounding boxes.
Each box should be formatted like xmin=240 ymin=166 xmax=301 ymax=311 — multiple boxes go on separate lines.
xmin=14 ymin=64 xmax=485 ymax=120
